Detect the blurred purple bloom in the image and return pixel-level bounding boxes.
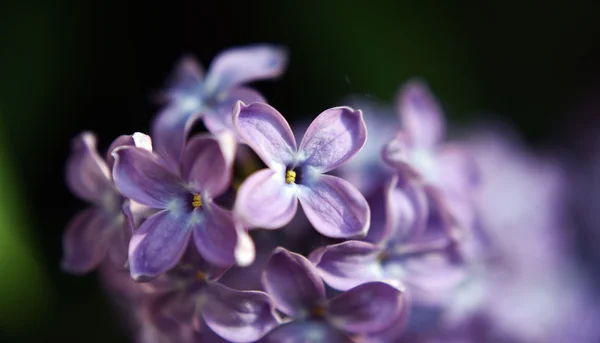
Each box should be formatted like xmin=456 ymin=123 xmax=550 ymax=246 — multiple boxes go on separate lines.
xmin=152 ymin=45 xmax=287 ymax=171
xmin=382 ymin=81 xmax=477 ymax=230
xmin=233 ymin=102 xmax=370 ymax=238
xmin=260 ymin=248 xmax=404 ymax=342
xmin=112 ymin=134 xmax=255 ymax=280
xmin=62 ymin=132 xmax=151 ymax=273
xmin=310 ymin=175 xmax=465 ymax=299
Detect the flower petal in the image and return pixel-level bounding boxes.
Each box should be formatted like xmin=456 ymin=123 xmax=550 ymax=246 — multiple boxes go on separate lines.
xmin=193 ymin=204 xmax=255 ymax=267
xmin=163 ymin=55 xmax=204 ymax=99
xmin=201 ymin=282 xmax=280 ymax=343
xmin=61 ymin=207 xmax=114 ymax=274
xmin=128 ymin=210 xmax=193 ymax=281
xmin=112 ymin=146 xmax=187 ymax=208
xmin=328 ymin=282 xmax=404 ymax=334
xmin=203 ymin=45 xmax=287 ymax=96
xmin=203 ymin=87 xmax=266 ymax=135
xmin=381 ymin=131 xmax=422 ymax=180
xmin=234 ymin=169 xmax=298 ymax=229
xmin=297 ymin=174 xmax=370 ymax=238
xmin=258 ymin=321 xmax=354 ymax=343
xmin=151 ymin=104 xmax=201 ymax=172
xmin=66 ymin=132 xmax=112 ymax=203
xmin=299 ymin=107 xmax=367 ymax=173
xmin=262 ymin=247 xmax=326 ymax=316
xmin=310 ymin=241 xmax=393 ymax=291
xmin=396 ymin=80 xmax=445 ymax=148
xmin=181 ymin=134 xmax=232 ymax=197
xmin=233 ymin=102 xmax=296 ymax=169
xmin=106 ymin=132 xmax=153 ymax=170
xmin=385 ymin=174 xmax=428 ymax=245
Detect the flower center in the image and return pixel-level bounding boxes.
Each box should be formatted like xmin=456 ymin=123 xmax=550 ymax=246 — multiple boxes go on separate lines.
xmin=192 ymin=193 xmax=202 ymax=208
xmin=285 ymin=170 xmax=297 ymax=184
xmin=196 ymin=270 xmax=206 ymax=280
xmin=310 ymin=306 xmax=326 ymax=318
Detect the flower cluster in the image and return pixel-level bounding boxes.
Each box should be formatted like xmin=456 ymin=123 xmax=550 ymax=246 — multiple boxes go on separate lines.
xmin=63 ymin=45 xmax=600 ymax=342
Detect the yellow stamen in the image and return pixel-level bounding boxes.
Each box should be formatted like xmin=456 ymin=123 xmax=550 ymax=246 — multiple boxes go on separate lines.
xmin=310 ymin=306 xmax=326 ymax=317
xmin=285 ymin=170 xmax=296 ymax=184
xmin=196 ymin=270 xmax=206 ymax=280
xmin=192 ymin=193 xmax=202 ymax=208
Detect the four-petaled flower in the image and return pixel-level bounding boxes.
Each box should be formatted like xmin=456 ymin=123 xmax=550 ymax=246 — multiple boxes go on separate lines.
xmin=112 ymin=134 xmax=255 ymax=280
xmin=233 ymin=101 xmax=371 ymax=238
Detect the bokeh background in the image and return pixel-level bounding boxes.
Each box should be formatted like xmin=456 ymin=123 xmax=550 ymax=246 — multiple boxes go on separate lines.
xmin=1 ymin=0 xmax=599 ymax=341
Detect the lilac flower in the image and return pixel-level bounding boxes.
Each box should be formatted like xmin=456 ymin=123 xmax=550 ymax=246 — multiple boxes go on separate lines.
xmin=112 ymin=134 xmax=255 ymax=280
xmin=62 ymin=131 xmax=151 ymax=273
xmin=259 ymin=248 xmax=404 ymax=342
xmin=309 ymin=174 xmax=465 ymax=299
xmin=152 ymin=45 xmax=287 ymax=171
xmin=233 ymin=101 xmax=370 ymax=238
xmin=382 ymin=80 xmax=477 ymax=230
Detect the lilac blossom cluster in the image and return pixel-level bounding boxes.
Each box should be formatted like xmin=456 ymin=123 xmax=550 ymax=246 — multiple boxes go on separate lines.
xmin=62 ymin=45 xmax=600 ymax=342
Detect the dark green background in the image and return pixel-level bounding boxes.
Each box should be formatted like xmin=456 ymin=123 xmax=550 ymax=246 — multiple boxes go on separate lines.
xmin=0 ymin=0 xmax=598 ymax=341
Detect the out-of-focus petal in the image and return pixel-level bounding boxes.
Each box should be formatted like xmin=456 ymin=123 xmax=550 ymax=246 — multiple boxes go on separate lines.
xmin=233 ymin=102 xmax=296 ymax=169
xmin=381 ymin=131 xmax=422 ymax=180
xmin=310 ymin=241 xmax=389 ymax=291
xmin=297 ymin=175 xmax=369 ymax=238
xmin=234 ymin=169 xmax=298 ymax=229
xmin=128 ymin=210 xmax=193 ymax=281
xmin=193 ymin=204 xmax=255 ymax=267
xmin=201 ymin=282 xmax=279 ymax=343
xmin=263 ymin=247 xmax=326 ymax=316
xmin=298 ymin=107 xmax=367 ymax=173
xmin=66 ymin=131 xmax=112 ymax=203
xmin=112 ymin=146 xmax=187 ymax=209
xmin=106 ymin=220 xmax=131 ymax=269
xmin=385 ymin=174 xmax=428 ymax=245
xmin=164 ymin=55 xmax=204 ymax=99
xmin=258 ymin=321 xmax=354 ymax=343
xmin=203 ymin=45 xmax=287 ymax=96
xmin=328 ymin=282 xmax=404 ymax=334
xmin=181 ymin=134 xmax=232 ymax=197
xmin=396 ymin=80 xmax=445 ymax=148
xmin=61 ymin=207 xmax=114 ymax=274
xmin=203 ymin=87 xmax=266 ymax=135
xmin=151 ymin=104 xmax=201 ymax=172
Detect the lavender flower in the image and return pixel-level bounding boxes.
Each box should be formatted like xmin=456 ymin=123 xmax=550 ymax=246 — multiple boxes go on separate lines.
xmin=233 ymin=101 xmax=370 ymax=238
xmin=112 ymin=134 xmax=255 ymax=280
xmin=382 ymin=80 xmax=477 ymax=230
xmin=152 ymin=45 xmax=287 ymax=170
xmin=62 ymin=131 xmax=151 ymax=273
xmin=259 ymin=247 xmax=404 ymax=342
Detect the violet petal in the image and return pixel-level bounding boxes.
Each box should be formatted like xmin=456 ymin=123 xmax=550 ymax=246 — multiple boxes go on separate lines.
xmin=233 ymin=101 xmax=296 ymax=170
xmin=234 ymin=168 xmax=298 ymax=229
xmin=66 ymin=132 xmax=112 ymax=203
xmin=128 ymin=210 xmax=193 ymax=281
xmin=328 ymin=282 xmax=404 ymax=334
xmin=203 ymin=45 xmax=287 ymax=96
xmin=262 ymin=247 xmax=326 ymax=316
xmin=258 ymin=321 xmax=354 ymax=343
xmin=201 ymin=282 xmax=280 ymax=343
xmin=181 ymin=134 xmax=232 ymax=197
xmin=299 ymin=107 xmax=367 ymax=173
xmin=396 ymin=80 xmax=445 ymax=148
xmin=112 ymin=146 xmax=187 ymax=209
xmin=203 ymin=86 xmax=266 ymax=135
xmin=193 ymin=203 xmax=255 ymax=267
xmin=61 ymin=207 xmax=114 ymax=274
xmin=297 ymin=174 xmax=370 ymax=238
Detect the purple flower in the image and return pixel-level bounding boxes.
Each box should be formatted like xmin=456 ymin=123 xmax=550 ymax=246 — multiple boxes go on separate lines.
xmin=112 ymin=134 xmax=255 ymax=280
xmin=62 ymin=132 xmax=151 ymax=274
xmin=233 ymin=101 xmax=370 ymax=238
xmin=152 ymin=45 xmax=288 ymax=171
xmin=309 ymin=175 xmax=466 ymax=298
xmin=259 ymin=248 xmax=405 ymax=342
xmin=382 ymin=80 xmax=477 ymax=230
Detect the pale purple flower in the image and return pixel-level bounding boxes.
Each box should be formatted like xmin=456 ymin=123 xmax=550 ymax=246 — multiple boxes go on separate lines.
xmin=258 ymin=247 xmax=405 ymax=342
xmin=309 ymin=174 xmax=466 ymax=299
xmin=152 ymin=45 xmax=287 ymax=171
xmin=233 ymin=101 xmax=370 ymax=238
xmin=62 ymin=131 xmax=151 ymax=273
xmin=112 ymin=134 xmax=255 ymax=280
xmin=382 ymin=80 xmax=477 ymax=230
